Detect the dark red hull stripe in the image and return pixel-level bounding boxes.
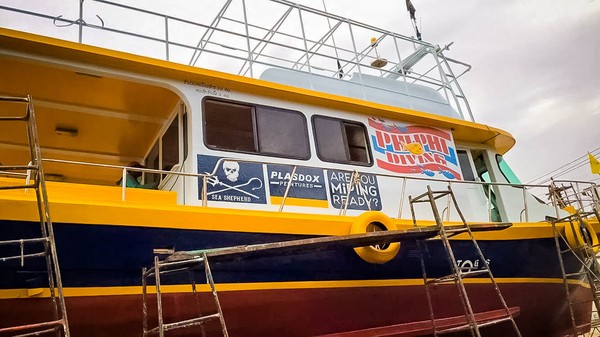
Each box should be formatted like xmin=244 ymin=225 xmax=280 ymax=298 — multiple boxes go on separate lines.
xmin=0 ymin=283 xmax=592 ymax=337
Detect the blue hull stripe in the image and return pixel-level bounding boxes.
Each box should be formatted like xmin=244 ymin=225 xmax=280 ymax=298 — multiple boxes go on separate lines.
xmin=0 ymin=220 xmax=574 ymax=288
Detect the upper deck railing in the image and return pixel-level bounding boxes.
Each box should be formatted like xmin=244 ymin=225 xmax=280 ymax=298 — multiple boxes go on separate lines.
xmin=0 ymin=0 xmax=474 ymax=121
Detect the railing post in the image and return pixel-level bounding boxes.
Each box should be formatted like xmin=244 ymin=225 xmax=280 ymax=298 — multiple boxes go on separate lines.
xmin=279 ymin=166 xmax=297 ymax=212
xmin=202 ymin=175 xmax=208 ymax=207
xmin=78 ymin=0 xmax=85 ymax=43
xmin=487 ymin=184 xmax=492 ymax=222
xmin=522 ymin=186 xmax=529 ymax=222
xmin=445 ymin=181 xmax=452 ymax=221
xmin=346 ymin=18 xmax=366 ymax=100
xmin=340 ymin=171 xmax=359 ymax=216
xmin=296 ymin=3 xmax=312 ymax=76
xmin=240 ymin=0 xmax=253 ymax=77
xmin=397 ymin=177 xmax=407 ymax=219
xmin=549 ymin=181 xmax=562 ymax=219
xmin=164 ymin=16 xmax=169 ymax=61
xmin=573 ymin=182 xmax=586 ymax=212
xmin=121 ymin=168 xmax=127 ymax=201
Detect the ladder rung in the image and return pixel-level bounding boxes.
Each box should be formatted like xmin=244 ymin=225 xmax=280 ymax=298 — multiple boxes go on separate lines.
xmin=158 ymin=256 xmax=205 ymax=270
xmin=431 ymin=192 xmax=452 ymax=200
xmin=0 ymin=184 xmax=38 ymax=191
xmin=163 ymin=314 xmax=220 ymax=332
xmin=0 ymin=95 xmax=29 ymax=102
xmin=0 ymin=165 xmax=39 ymax=171
xmin=427 ymin=275 xmax=457 ymax=284
xmin=553 ymin=215 xmax=583 ymax=223
xmin=460 ymin=269 xmax=489 ymax=278
xmin=445 ymin=228 xmax=468 ymax=235
xmin=427 ymin=269 xmax=489 ymax=284
xmin=435 ymin=316 xmax=513 ymax=334
xmin=561 ymin=247 xmax=578 ymax=254
xmin=565 ymin=271 xmax=587 ymax=277
xmin=0 ymin=237 xmax=50 ymax=246
xmin=145 ymin=314 xmax=220 ymax=335
xmin=0 ymin=252 xmax=48 ymax=262
xmin=410 ymin=190 xmax=451 ymax=203
xmin=0 ymin=116 xmax=28 ymax=121
xmin=0 ymin=319 xmax=63 ymax=334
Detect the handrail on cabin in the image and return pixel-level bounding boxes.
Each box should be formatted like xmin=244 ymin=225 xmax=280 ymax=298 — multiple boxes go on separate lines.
xmin=6 ymin=158 xmax=590 ymax=223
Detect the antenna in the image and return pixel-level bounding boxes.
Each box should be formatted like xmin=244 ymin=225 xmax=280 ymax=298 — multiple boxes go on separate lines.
xmin=405 ymin=0 xmax=421 ymax=40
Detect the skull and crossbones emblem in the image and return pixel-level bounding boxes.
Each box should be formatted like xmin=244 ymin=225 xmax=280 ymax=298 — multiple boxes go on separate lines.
xmin=204 ymin=160 xmax=263 ymax=199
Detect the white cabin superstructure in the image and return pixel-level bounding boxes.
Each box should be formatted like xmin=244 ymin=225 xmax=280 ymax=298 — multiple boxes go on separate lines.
xmin=0 ymin=0 xmax=565 ymax=224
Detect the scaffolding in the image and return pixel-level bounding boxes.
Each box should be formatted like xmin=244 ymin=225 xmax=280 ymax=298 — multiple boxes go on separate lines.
xmin=409 ymin=185 xmax=522 ymax=336
xmin=0 ymin=96 xmax=70 ymax=336
xmin=142 ymin=225 xmax=443 ymax=336
xmin=548 ymin=181 xmax=600 ymax=337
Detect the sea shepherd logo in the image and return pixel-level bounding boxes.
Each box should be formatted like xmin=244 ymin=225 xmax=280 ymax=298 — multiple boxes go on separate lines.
xmin=368 ymin=117 xmax=462 ymax=180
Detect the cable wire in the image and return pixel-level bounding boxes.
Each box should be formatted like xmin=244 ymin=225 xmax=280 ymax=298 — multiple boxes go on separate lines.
xmin=526 ymin=147 xmax=600 ymax=184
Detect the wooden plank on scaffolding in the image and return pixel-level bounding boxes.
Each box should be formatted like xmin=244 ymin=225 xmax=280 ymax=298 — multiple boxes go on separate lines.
xmin=165 ymin=223 xmax=512 ymax=265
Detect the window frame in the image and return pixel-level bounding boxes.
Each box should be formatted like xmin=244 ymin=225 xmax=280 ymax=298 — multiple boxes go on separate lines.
xmin=457 ymin=149 xmax=477 ymax=182
xmin=202 ymin=97 xmax=311 ymax=160
xmin=144 ymin=102 xmax=188 ymax=186
xmin=312 ymin=115 xmax=373 ymax=167
xmin=495 ymin=154 xmax=522 ymax=185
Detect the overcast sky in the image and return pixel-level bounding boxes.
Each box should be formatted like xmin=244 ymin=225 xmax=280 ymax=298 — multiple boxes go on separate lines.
xmin=1 ymin=0 xmax=599 ymax=185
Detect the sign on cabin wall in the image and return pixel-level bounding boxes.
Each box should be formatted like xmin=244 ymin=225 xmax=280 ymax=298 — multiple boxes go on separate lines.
xmin=198 ymin=155 xmax=267 ymax=204
xmin=328 ymin=170 xmax=382 ymax=210
xmin=367 ymin=117 xmax=462 ymax=180
xmin=267 ymin=164 xmax=328 ymax=208
xmin=198 ymin=155 xmax=381 ymax=210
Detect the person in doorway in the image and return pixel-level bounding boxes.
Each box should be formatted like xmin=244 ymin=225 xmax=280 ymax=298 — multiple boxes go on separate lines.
xmin=116 ymin=161 xmax=158 ymax=189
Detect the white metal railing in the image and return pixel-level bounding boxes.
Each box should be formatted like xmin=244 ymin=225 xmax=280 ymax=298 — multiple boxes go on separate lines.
xmin=39 ymin=158 xmax=212 ymax=204
xmin=3 ymin=157 xmax=597 ymax=224
xmin=0 ymin=0 xmax=474 ymax=121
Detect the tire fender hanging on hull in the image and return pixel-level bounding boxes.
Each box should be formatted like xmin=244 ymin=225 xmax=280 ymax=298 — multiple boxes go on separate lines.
xmin=564 ymin=219 xmax=599 ymax=254
xmin=350 ymin=211 xmax=400 ymax=264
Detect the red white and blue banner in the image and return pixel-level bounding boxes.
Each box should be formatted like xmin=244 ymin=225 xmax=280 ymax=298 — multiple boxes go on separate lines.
xmin=368 ymin=117 xmax=462 ymax=180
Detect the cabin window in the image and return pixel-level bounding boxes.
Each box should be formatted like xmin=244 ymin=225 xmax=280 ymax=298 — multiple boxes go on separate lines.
xmin=313 ymin=116 xmax=371 ymax=165
xmin=162 ymin=116 xmax=179 ymax=172
xmin=472 ymin=150 xmax=501 ymax=222
xmin=457 ymin=150 xmax=476 ymax=181
xmin=203 ymin=98 xmax=309 ymax=159
xmin=496 ymin=154 xmax=521 ymax=184
xmin=146 ymin=141 xmax=160 ymax=185
xmin=145 ymin=103 xmax=188 ymax=185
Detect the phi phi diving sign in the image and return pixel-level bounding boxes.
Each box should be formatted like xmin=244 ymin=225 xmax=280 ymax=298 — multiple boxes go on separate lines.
xmin=368 ymin=117 xmax=462 ymax=180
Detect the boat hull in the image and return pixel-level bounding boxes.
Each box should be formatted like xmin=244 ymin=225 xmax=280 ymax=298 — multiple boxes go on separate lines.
xmin=0 ymin=220 xmax=594 ymax=336
xmin=0 ymin=282 xmax=591 ymax=337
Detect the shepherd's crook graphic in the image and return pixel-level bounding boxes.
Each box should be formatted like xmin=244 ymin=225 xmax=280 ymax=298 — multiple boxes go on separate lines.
xmin=206 ymin=176 xmax=263 ymax=199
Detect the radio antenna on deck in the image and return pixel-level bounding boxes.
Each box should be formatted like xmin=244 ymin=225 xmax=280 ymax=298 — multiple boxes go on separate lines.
xmin=405 ymin=0 xmax=421 ymax=40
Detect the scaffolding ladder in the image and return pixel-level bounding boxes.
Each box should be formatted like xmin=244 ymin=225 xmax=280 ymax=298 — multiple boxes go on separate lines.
xmin=0 ymin=96 xmax=70 ymax=336
xmin=141 ymin=223 xmax=450 ymax=336
xmin=409 ymin=185 xmax=522 ymax=336
xmin=548 ymin=183 xmax=600 ymax=337
xmin=142 ymin=254 xmax=229 ymax=337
